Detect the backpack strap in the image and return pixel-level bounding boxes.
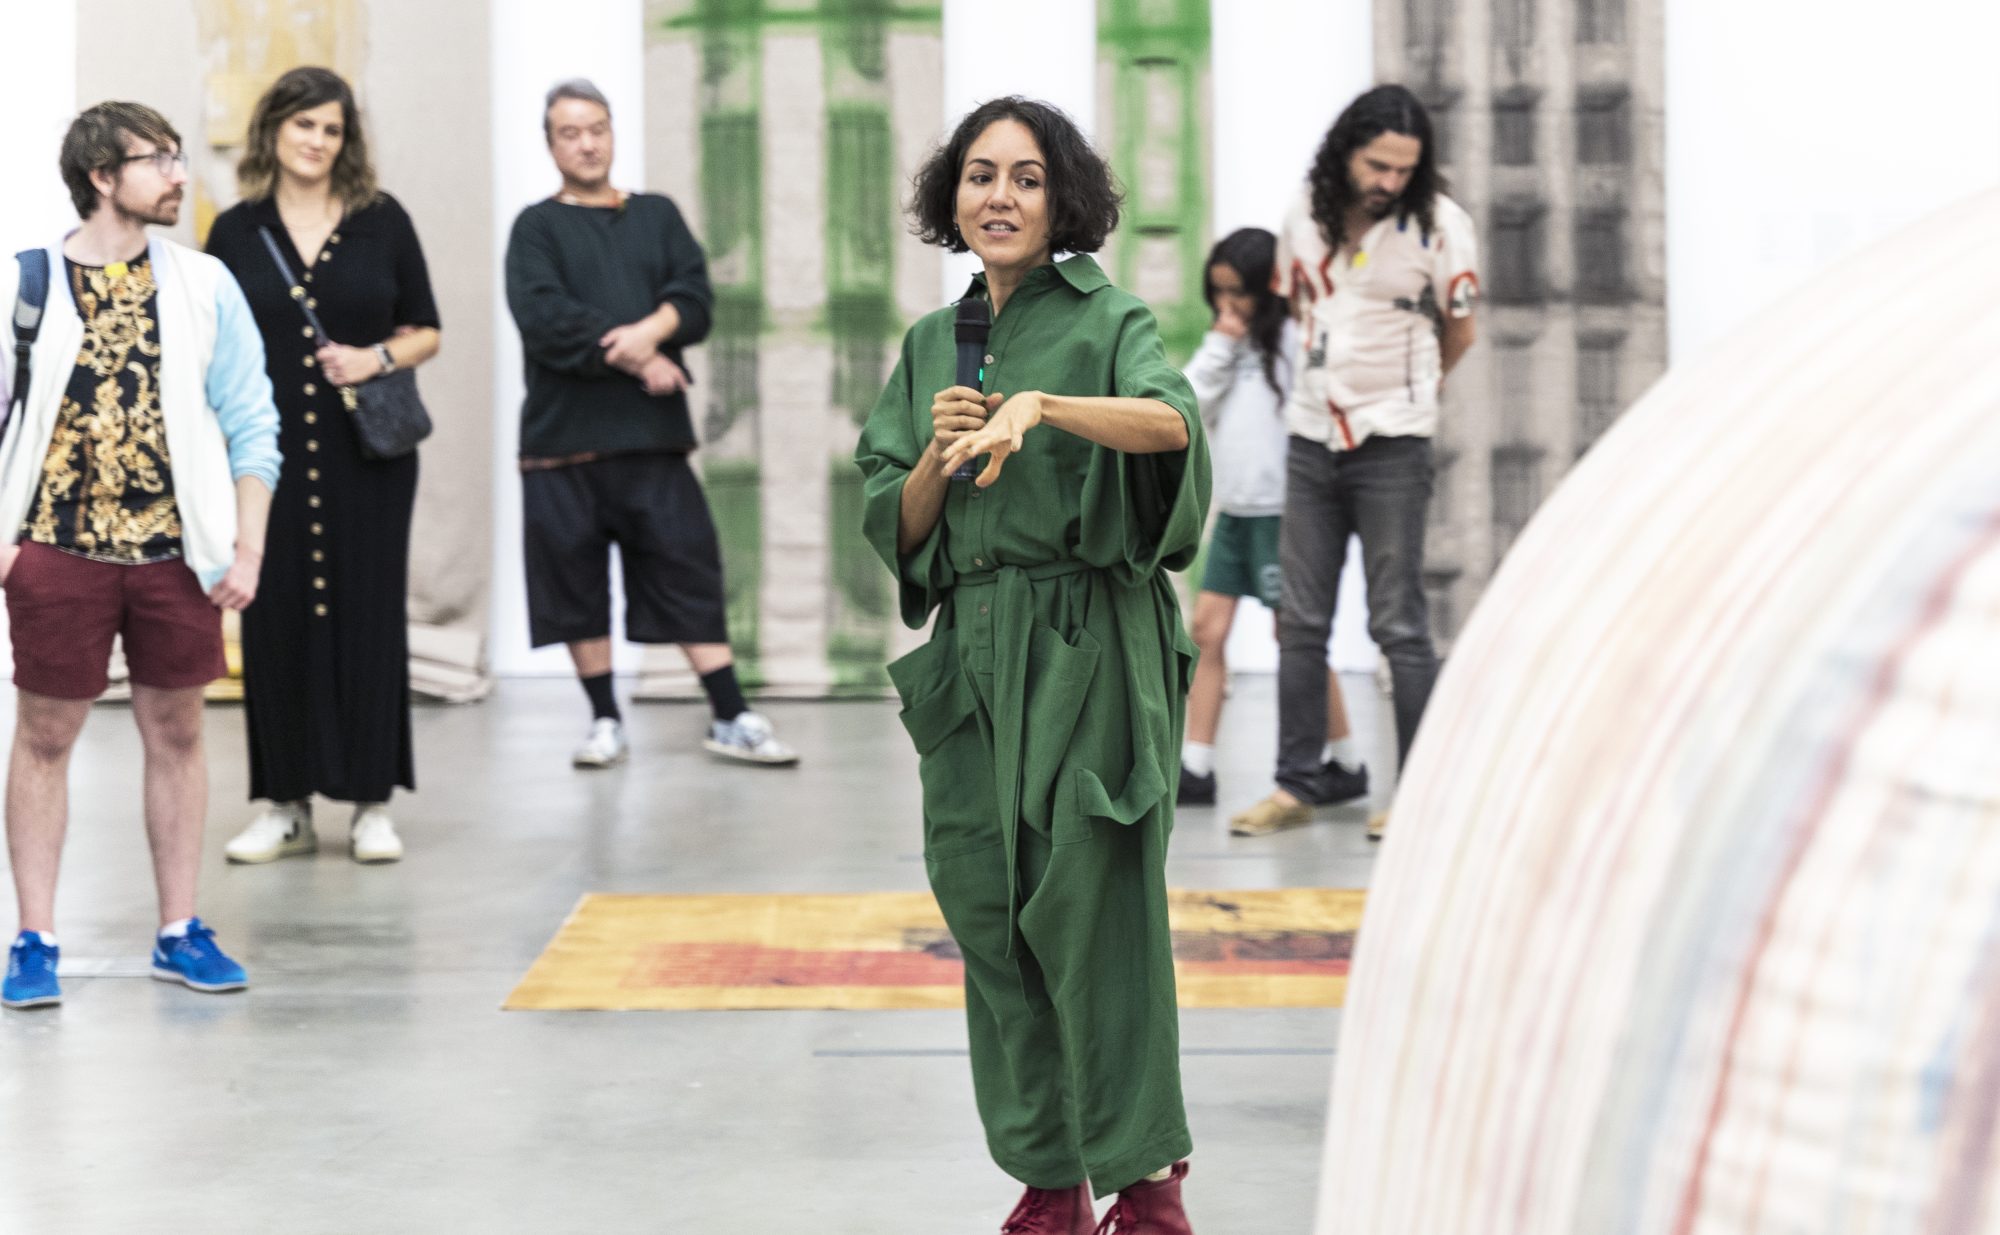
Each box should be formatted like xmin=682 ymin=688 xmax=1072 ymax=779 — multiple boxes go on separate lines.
xmin=7 ymin=249 xmax=51 ymax=435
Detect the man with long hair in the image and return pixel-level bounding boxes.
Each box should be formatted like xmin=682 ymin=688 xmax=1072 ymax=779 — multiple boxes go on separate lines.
xmin=0 ymin=102 xmax=280 ymax=1006
xmin=1230 ymin=85 xmax=1480 ymax=840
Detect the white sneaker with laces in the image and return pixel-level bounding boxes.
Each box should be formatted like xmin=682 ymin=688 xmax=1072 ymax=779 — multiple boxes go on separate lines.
xmin=703 ymin=710 xmax=799 ymax=766
xmin=572 ymin=718 xmax=629 ymax=768
xmin=224 ymin=801 xmax=317 ymax=864
xmin=350 ymin=804 xmax=404 ymax=864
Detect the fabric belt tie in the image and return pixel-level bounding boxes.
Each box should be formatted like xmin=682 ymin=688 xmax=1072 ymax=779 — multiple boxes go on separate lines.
xmin=955 ymin=559 xmax=1094 ymax=959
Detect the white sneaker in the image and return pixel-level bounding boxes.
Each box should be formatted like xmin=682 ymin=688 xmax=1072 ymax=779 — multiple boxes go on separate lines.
xmin=572 ymin=718 xmax=629 ymax=768
xmin=349 ymin=804 xmax=404 ymax=864
xmin=703 ymin=710 xmax=799 ymax=766
xmin=224 ymin=801 xmax=317 ymax=864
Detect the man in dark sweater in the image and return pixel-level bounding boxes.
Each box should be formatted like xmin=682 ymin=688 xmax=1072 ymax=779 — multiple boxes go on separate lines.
xmin=504 ymin=78 xmax=795 ymax=770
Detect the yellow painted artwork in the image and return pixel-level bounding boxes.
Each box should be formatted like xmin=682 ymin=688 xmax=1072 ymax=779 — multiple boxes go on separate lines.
xmin=505 ymin=889 xmax=1365 ymax=1013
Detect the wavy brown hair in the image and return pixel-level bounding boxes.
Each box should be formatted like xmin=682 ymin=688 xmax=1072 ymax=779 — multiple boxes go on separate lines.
xmin=236 ymin=67 xmax=378 ymax=211
xmin=908 ymin=96 xmax=1122 ymax=255
xmin=1308 ymin=84 xmax=1443 ymax=247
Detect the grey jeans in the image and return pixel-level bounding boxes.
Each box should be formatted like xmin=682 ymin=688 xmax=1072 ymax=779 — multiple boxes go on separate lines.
xmin=1275 ymin=434 xmax=1438 ymax=801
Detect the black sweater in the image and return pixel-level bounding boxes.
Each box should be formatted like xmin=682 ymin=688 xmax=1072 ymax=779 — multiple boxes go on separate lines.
xmin=503 ymin=193 xmax=713 ymax=457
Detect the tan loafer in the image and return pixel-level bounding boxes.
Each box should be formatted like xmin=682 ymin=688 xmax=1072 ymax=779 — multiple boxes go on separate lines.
xmin=1229 ymin=793 xmax=1314 ymax=837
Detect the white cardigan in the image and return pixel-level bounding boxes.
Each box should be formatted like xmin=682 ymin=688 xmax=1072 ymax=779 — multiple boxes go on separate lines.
xmin=0 ymin=235 xmax=280 ymax=590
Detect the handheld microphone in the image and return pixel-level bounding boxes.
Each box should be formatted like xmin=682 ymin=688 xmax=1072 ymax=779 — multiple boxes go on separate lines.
xmin=951 ymin=297 xmax=991 ymax=481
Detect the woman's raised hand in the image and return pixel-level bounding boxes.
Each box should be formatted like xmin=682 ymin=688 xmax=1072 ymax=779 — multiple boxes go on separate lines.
xmin=939 ymin=391 xmax=1044 ymax=488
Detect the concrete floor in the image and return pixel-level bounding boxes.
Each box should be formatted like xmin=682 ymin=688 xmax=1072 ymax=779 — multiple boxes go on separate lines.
xmin=0 ymin=673 xmax=1391 ymax=1235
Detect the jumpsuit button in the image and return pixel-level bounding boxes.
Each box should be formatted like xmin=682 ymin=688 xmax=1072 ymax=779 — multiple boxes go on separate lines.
xmin=312 ymin=550 xmax=325 ymax=562
xmin=304 ymin=412 xmax=318 ymax=424
xmin=307 ymin=468 xmax=319 ymax=481
xmin=303 ymin=272 xmax=313 ymax=283
xmin=301 ymin=325 xmax=314 ymax=338
xmin=978 ymin=604 xmax=989 ymax=616
xmin=314 ymin=604 xmax=328 ymax=617
xmin=314 ymin=578 xmax=327 ymax=590
xmin=308 ymin=495 xmax=321 ymax=508
xmin=984 ymin=353 xmax=995 ymax=365
xmin=306 ymin=440 xmax=319 ymax=452
xmin=303 ymin=356 xmax=314 ymax=368
xmin=973 ymin=557 xmax=984 ymax=566
xmin=303 ymin=383 xmax=317 ymax=396
xmin=329 ymin=233 xmax=341 ymax=244
xmin=306 ymin=298 xmax=318 ymax=309
xmin=311 ymin=523 xmax=324 ymax=535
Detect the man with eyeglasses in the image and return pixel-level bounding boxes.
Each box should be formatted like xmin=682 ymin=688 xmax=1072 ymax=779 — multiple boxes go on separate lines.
xmin=0 ymin=102 xmax=280 ymax=1009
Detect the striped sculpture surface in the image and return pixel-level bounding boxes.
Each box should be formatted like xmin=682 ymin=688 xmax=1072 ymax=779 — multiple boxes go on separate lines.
xmin=1317 ymin=190 xmax=2000 ymax=1234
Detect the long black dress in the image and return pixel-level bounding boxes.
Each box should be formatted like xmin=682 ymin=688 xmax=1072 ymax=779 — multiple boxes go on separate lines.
xmin=206 ymin=193 xmax=440 ymax=804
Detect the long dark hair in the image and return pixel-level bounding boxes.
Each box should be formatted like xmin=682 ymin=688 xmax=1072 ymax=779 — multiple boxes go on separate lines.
xmin=1307 ymin=84 xmax=1442 ymax=248
xmin=1203 ymin=228 xmax=1288 ymax=397
xmin=908 ymin=95 xmax=1123 ymax=255
xmin=237 ymin=67 xmax=378 ymax=211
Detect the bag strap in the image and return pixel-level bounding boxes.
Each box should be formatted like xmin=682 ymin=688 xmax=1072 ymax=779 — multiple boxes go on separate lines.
xmin=256 ymin=227 xmax=330 ymax=341
xmin=6 ymin=248 xmax=50 ymax=439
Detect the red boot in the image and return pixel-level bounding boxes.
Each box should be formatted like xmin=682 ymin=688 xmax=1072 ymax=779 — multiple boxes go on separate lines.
xmin=1093 ymin=1161 xmax=1193 ymax=1234
xmin=1001 ymin=1182 xmax=1096 ymax=1234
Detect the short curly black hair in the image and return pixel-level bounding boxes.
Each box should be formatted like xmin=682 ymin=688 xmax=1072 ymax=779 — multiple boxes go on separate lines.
xmin=908 ymin=96 xmax=1122 ymax=255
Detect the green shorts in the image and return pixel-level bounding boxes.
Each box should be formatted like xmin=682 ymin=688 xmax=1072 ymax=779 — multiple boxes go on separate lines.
xmin=1198 ymin=513 xmax=1282 ymax=609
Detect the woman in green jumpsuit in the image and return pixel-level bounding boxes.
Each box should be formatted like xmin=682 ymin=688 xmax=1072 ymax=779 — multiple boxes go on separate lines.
xmin=854 ymin=97 xmax=1211 ymax=1234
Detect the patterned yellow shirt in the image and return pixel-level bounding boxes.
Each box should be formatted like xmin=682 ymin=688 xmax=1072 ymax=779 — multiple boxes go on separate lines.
xmin=24 ymin=256 xmax=182 ymax=563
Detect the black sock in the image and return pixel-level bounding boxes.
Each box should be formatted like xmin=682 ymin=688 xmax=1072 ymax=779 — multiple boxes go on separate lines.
xmin=699 ymin=665 xmax=748 ymax=722
xmin=581 ymin=672 xmax=621 ymax=722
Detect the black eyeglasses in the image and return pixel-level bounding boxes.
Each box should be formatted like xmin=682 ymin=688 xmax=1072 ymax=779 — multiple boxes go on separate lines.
xmin=117 ymin=150 xmax=190 ymax=175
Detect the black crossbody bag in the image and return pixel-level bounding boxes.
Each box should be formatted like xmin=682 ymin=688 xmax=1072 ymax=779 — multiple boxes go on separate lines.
xmin=257 ymin=227 xmax=431 ymax=460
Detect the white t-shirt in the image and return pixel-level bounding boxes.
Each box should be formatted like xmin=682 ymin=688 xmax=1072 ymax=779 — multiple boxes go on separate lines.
xmin=1273 ymin=186 xmax=1480 ymax=450
xmin=1183 ymin=320 xmax=1296 ymax=518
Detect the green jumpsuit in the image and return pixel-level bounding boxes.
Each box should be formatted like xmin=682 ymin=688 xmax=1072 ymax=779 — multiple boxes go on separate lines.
xmin=854 ymin=256 xmax=1211 ymax=1197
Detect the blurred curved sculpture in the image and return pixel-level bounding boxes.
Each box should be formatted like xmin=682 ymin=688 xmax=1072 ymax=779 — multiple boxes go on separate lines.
xmin=1317 ymin=190 xmax=2000 ymax=1234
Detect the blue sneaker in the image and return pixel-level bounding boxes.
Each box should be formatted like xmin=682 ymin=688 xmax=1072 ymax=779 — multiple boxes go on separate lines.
xmin=150 ymin=918 xmax=248 ymax=993
xmin=3 ymin=932 xmax=61 ymax=1008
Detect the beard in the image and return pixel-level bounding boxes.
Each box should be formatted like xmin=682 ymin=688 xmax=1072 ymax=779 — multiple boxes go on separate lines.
xmin=114 ymin=190 xmax=181 ymax=228
xmin=1350 ymin=175 xmax=1400 ymax=218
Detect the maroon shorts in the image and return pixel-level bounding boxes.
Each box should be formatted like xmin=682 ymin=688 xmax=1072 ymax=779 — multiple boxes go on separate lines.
xmin=5 ymin=542 xmax=227 ymax=700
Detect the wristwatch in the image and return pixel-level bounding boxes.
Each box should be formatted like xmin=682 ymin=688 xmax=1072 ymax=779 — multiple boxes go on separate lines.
xmin=372 ymin=343 xmax=396 ymax=375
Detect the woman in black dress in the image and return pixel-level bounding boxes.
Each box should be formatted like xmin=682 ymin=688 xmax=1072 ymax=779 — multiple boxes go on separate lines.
xmin=206 ymin=67 xmax=440 ymax=865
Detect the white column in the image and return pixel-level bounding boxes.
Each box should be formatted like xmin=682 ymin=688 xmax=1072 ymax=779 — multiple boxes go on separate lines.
xmin=0 ymin=2 xmax=80 ymax=250
xmin=1667 ymin=0 xmax=2000 ymax=364
xmin=1209 ymin=0 xmax=1378 ymax=674
xmin=488 ymin=0 xmax=646 ymax=676
xmin=938 ymin=0 xmax=1099 ymax=299
xmin=1209 ymin=0 xmax=1372 ymax=238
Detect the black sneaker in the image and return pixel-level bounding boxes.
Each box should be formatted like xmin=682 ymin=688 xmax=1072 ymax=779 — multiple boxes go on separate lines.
xmin=1320 ymin=760 xmax=1370 ymax=806
xmin=1177 ymin=764 xmax=1216 ymax=806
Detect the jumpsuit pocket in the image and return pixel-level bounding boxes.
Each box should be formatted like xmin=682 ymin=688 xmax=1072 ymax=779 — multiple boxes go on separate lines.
xmin=889 ymin=632 xmax=994 ymax=861
xmin=1021 ymin=624 xmax=1100 ymax=841
xmin=889 ymin=631 xmax=972 ymax=755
